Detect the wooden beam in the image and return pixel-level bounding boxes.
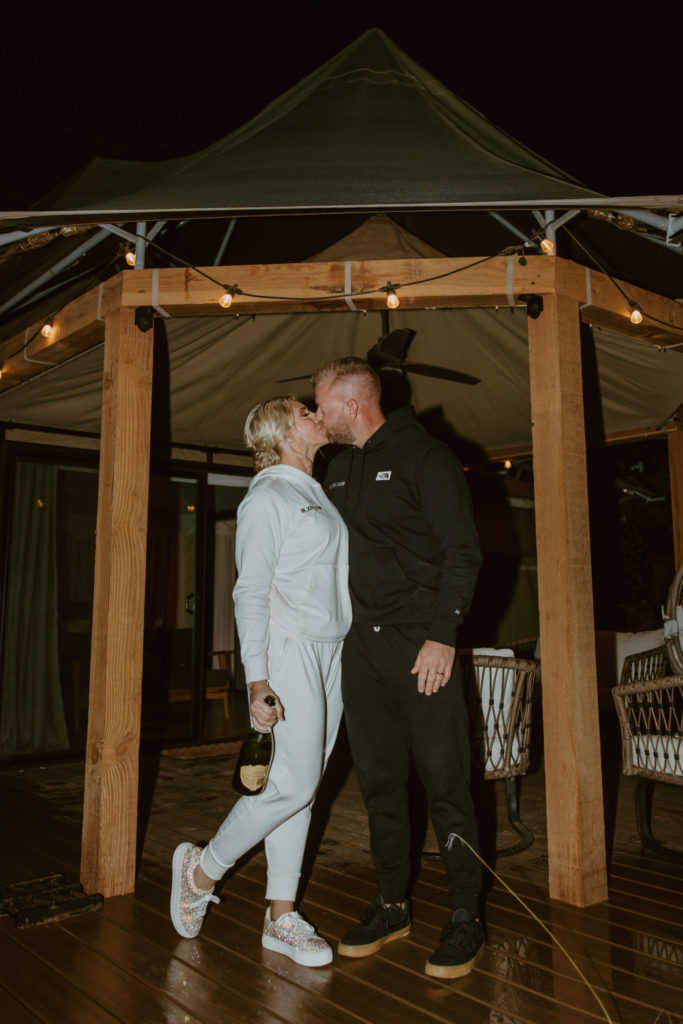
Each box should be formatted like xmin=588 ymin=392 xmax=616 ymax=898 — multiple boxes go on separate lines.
xmin=80 ymin=307 xmax=153 ymax=898
xmin=2 ymin=257 xmax=682 ymax=396
xmin=0 ymin=276 xmax=121 ymax=393
xmin=118 ymin=257 xmax=558 ymax=316
xmin=118 ymin=257 xmax=683 ymax=345
xmin=527 ymin=290 xmax=608 ymax=908
xmin=557 ymin=258 xmax=683 ymax=345
xmin=668 ymin=428 xmax=683 ymax=569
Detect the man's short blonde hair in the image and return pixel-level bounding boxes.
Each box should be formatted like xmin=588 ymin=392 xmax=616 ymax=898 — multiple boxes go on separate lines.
xmin=243 ymin=395 xmax=295 ymax=473
xmin=311 ymin=356 xmax=381 ymax=400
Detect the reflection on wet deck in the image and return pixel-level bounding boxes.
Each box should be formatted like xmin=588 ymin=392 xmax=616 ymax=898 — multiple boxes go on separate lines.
xmin=1 ymin=736 xmax=681 ymax=1024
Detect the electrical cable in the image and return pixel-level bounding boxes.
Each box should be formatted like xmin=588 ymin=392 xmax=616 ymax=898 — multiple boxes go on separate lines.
xmin=132 ymin=227 xmax=505 ymax=303
xmin=447 ymin=832 xmax=615 ymax=1024
xmin=565 ymin=227 xmax=683 ymax=338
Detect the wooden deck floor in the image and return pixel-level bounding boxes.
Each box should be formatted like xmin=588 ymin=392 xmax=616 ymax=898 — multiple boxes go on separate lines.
xmin=1 ymin=725 xmax=682 ymax=1024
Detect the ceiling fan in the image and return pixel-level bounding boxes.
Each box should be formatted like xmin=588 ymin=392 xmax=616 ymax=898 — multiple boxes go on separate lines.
xmin=279 ymin=328 xmax=480 ymax=385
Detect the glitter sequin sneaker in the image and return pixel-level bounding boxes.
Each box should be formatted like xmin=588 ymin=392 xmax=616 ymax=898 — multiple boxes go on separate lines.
xmin=261 ymin=908 xmax=333 ymax=967
xmin=170 ymin=842 xmax=219 ymax=938
xmin=337 ymin=893 xmax=411 ymax=957
xmin=425 ymin=907 xmax=486 ymax=978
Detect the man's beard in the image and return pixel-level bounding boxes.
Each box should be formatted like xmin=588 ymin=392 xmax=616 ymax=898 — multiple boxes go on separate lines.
xmin=325 ymin=422 xmax=355 ymax=445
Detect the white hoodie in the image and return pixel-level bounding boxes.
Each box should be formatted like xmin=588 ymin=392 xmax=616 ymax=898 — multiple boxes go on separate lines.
xmin=233 ymin=465 xmax=352 ymax=683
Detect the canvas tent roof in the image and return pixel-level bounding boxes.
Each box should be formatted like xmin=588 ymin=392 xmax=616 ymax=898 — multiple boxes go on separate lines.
xmin=3 ymin=29 xmax=606 ymax=226
xmin=2 ymin=216 xmax=679 ymax=455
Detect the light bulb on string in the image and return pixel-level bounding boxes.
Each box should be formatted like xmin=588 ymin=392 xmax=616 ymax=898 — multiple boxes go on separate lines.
xmin=218 ymin=284 xmax=240 ymax=310
xmin=41 ymin=319 xmax=54 ymax=339
xmin=504 ymin=459 xmax=512 ymax=469
xmin=385 ymin=283 xmax=400 ymax=310
xmin=630 ymin=303 xmax=643 ymax=325
xmin=125 ymin=249 xmax=136 ymax=267
xmin=540 ymin=236 xmax=555 ymax=255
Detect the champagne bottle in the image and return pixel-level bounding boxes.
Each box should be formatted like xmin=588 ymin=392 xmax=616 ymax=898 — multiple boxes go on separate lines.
xmin=232 ymin=694 xmax=277 ymax=796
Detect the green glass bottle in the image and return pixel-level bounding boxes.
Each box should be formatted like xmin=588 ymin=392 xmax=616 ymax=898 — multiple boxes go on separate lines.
xmin=233 ymin=694 xmax=276 ymax=796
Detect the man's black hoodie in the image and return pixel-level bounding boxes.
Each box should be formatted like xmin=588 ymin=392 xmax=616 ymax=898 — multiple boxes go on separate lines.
xmin=322 ymin=406 xmax=482 ymax=646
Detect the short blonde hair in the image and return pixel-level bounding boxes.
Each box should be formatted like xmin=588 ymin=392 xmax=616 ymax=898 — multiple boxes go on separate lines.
xmin=244 ymin=396 xmax=295 ymax=473
xmin=311 ymin=356 xmax=381 ymax=400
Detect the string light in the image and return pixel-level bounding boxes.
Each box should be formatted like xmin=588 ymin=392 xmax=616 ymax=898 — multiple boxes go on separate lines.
xmin=504 ymin=459 xmax=512 ymax=469
xmin=12 ymin=222 xmax=667 ymax=354
xmin=125 ymin=249 xmax=137 ymax=267
xmin=117 ymin=227 xmax=527 ymax=312
xmin=218 ymin=285 xmax=241 ymax=309
xmin=40 ymin=318 xmax=55 ymax=339
xmin=385 ymin=283 xmax=400 ymax=310
xmin=109 ymin=218 xmax=673 ymax=331
xmin=563 ymin=226 xmax=665 ymax=333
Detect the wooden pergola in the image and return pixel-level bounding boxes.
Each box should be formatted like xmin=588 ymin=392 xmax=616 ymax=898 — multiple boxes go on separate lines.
xmin=2 ymin=252 xmax=682 ymax=908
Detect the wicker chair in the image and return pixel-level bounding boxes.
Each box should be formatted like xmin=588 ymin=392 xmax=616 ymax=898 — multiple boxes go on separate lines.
xmin=612 ymin=644 xmax=683 ymax=862
xmin=461 ymin=651 xmax=539 ymax=856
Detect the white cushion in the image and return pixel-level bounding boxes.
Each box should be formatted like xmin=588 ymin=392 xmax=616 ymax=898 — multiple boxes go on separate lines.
xmin=471 ymin=649 xmax=517 ymax=770
xmin=630 ymin=734 xmax=683 ymax=779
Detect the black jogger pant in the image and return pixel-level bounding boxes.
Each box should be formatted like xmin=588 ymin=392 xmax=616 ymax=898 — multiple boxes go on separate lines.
xmin=341 ymin=621 xmax=482 ymax=916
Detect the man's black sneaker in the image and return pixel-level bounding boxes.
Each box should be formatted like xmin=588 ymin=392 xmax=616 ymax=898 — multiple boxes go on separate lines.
xmin=425 ymin=908 xmax=485 ymax=978
xmin=338 ymin=893 xmax=411 ymax=957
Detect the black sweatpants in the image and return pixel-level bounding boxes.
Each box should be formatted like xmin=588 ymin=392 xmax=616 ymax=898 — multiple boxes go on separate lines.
xmin=342 ymin=621 xmax=482 ymax=916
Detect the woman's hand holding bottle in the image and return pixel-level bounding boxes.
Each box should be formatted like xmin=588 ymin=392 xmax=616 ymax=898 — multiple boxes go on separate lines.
xmin=248 ymin=679 xmax=284 ymax=732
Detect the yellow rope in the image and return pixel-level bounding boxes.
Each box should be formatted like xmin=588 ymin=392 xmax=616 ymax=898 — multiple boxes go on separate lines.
xmin=446 ymin=833 xmax=614 ymax=1024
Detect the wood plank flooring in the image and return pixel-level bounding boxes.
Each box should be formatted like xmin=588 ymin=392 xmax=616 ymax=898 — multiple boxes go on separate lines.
xmin=1 ymin=730 xmax=681 ymax=1024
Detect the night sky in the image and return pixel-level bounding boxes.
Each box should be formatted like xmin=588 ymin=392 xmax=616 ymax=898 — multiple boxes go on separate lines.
xmin=1 ymin=5 xmax=680 ymax=211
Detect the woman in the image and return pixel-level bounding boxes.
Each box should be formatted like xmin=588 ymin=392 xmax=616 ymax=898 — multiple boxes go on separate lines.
xmin=170 ymin=396 xmax=351 ymax=967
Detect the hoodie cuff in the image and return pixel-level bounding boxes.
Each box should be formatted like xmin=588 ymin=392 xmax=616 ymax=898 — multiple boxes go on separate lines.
xmin=428 ymin=611 xmax=464 ymax=648
xmin=243 ymin=655 xmax=268 ymax=683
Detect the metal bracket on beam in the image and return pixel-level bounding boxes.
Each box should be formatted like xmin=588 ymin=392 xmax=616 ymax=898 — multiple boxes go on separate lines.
xmin=518 ymin=293 xmax=544 ymax=319
xmin=667 ymin=213 xmax=683 ymax=246
xmin=613 ymin=208 xmax=682 ymax=250
xmin=134 ymin=306 xmax=155 ymax=333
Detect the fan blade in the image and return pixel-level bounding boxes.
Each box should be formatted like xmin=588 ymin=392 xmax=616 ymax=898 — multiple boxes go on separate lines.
xmin=401 ymin=361 xmax=480 ymax=385
xmin=369 ymin=328 xmax=416 ymax=363
xmin=277 ymin=373 xmax=312 ymax=382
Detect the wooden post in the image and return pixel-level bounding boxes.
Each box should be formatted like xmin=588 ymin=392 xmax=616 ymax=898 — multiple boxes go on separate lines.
xmin=668 ymin=428 xmax=683 ymax=570
xmin=527 ymin=290 xmax=608 ymax=907
xmin=81 ymin=308 xmax=153 ymax=897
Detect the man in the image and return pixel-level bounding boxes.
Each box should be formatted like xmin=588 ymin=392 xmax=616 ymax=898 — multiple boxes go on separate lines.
xmin=312 ymin=356 xmax=484 ymax=979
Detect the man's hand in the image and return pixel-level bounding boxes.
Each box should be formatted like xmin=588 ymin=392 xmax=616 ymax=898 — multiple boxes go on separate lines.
xmin=410 ymin=640 xmax=456 ymax=695
xmin=248 ymin=679 xmax=285 ymax=731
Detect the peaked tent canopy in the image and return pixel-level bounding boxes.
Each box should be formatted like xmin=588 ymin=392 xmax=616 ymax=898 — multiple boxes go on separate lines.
xmin=4 ymin=29 xmax=606 ymax=226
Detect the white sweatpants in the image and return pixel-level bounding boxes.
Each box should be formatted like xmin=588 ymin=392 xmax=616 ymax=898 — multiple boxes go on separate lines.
xmin=200 ymin=625 xmax=344 ymax=900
